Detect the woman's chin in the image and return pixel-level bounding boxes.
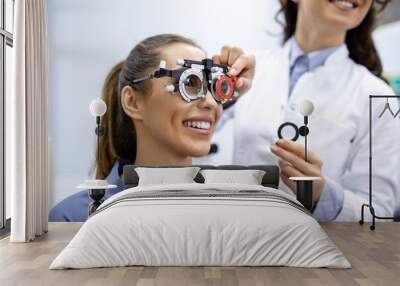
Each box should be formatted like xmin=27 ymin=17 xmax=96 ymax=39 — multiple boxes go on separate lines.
xmin=323 ymin=12 xmax=361 ymax=31
xmin=184 ymin=144 xmax=211 ymax=158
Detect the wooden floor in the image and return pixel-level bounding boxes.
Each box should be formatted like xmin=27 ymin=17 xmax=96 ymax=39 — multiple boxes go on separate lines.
xmin=0 ymin=222 xmax=399 ymax=286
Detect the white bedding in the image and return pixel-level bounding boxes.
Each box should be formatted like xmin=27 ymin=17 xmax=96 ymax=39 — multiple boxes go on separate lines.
xmin=50 ymin=183 xmax=351 ymax=269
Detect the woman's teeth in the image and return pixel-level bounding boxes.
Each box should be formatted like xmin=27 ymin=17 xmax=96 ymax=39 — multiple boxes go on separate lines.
xmin=184 ymin=121 xmax=211 ymax=130
xmin=331 ymin=0 xmax=356 ymax=10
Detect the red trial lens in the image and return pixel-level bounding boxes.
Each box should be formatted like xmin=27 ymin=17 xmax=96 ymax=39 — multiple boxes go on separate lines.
xmin=215 ymin=75 xmax=237 ymax=101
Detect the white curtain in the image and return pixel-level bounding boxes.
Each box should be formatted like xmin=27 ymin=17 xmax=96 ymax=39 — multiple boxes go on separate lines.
xmin=8 ymin=0 xmax=49 ymax=242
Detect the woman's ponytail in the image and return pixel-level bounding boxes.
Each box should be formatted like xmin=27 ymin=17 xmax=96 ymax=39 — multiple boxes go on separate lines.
xmin=95 ymin=61 xmax=135 ymax=179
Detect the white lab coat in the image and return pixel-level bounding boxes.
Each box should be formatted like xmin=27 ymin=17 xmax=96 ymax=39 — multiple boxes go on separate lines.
xmin=213 ymin=41 xmax=400 ymax=221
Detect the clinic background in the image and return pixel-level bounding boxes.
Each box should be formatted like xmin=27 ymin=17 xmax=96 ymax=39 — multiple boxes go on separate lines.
xmin=47 ymin=0 xmax=400 ymax=207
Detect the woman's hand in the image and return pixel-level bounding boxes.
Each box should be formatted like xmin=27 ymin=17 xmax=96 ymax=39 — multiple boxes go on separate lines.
xmin=270 ymin=139 xmax=325 ymax=204
xmin=212 ymin=45 xmax=255 ymax=95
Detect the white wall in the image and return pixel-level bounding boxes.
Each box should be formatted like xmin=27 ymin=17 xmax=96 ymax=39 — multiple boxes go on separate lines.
xmin=47 ymin=0 xmax=283 ymax=206
xmin=374 ymin=21 xmax=400 ymax=76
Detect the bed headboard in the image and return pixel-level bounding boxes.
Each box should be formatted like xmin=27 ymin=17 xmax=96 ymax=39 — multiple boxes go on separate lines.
xmin=122 ymin=165 xmax=280 ymax=189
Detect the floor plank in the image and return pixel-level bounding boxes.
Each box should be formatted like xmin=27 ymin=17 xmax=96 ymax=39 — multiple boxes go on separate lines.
xmin=0 ymin=222 xmax=399 ymax=286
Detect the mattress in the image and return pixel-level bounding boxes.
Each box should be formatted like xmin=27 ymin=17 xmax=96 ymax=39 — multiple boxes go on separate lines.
xmin=50 ymin=183 xmax=351 ymax=269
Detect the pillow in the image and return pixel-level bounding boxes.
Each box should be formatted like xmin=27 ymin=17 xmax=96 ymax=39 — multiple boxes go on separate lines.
xmin=135 ymin=167 xmax=201 ymax=186
xmin=200 ymin=169 xmax=266 ymax=185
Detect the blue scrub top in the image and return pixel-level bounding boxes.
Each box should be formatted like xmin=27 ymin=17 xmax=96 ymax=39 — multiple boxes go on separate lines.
xmin=49 ymin=160 xmax=125 ymax=222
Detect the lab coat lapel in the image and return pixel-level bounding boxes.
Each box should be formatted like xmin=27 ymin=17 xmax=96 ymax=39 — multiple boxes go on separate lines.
xmin=285 ymin=45 xmax=356 ymax=179
xmin=289 ymin=45 xmax=350 ymax=117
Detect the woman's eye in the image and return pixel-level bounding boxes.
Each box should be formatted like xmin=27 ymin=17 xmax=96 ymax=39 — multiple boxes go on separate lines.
xmin=185 ymin=78 xmax=194 ymax=86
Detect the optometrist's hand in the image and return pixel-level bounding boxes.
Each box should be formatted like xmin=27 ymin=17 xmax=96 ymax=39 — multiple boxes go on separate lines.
xmin=212 ymin=45 xmax=255 ymax=95
xmin=270 ymin=139 xmax=325 ymax=205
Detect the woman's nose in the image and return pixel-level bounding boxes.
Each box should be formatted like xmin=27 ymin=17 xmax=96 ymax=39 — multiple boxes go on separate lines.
xmin=197 ymin=91 xmax=219 ymax=110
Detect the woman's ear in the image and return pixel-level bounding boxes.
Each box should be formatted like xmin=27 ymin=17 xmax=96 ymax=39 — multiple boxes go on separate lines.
xmin=121 ymin=85 xmax=145 ymax=121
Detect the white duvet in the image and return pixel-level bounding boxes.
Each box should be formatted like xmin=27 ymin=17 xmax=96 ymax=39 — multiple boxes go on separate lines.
xmin=50 ymin=183 xmax=351 ymax=269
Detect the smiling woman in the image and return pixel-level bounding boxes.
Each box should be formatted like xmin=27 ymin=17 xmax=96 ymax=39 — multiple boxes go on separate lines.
xmin=97 ymin=34 xmax=223 ymax=178
xmin=117 ymin=36 xmax=222 ymax=168
xmin=208 ymin=0 xmax=399 ymax=224
xmin=49 ymin=34 xmax=224 ymax=222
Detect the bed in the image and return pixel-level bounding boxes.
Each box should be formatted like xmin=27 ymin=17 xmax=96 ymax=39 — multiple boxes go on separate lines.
xmin=49 ymin=165 xmax=350 ymax=269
